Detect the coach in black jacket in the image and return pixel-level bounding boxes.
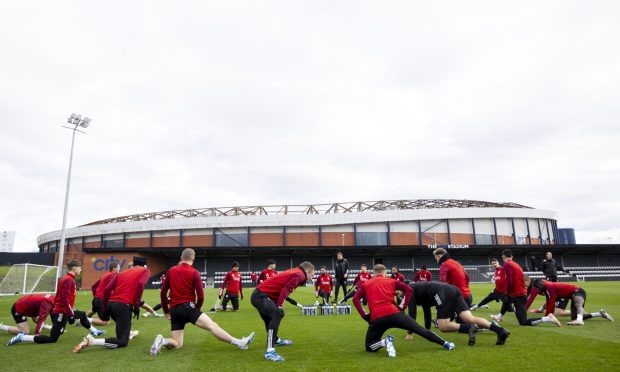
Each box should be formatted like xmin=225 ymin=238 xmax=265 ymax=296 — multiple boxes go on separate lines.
xmin=541 ymin=252 xmax=563 ymax=282
xmin=333 ymin=252 xmax=349 ymax=303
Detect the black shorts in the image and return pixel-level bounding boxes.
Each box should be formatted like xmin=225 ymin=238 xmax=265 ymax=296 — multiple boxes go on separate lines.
xmin=11 ymin=304 xmax=28 ymax=324
xmin=556 ymin=298 xmax=569 ymax=310
xmin=436 ymin=286 xmax=469 ymax=319
xmin=170 ymin=302 xmax=202 ymax=331
xmin=91 ymin=298 xmax=110 ymax=321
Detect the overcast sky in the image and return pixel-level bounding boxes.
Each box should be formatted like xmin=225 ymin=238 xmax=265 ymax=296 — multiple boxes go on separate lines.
xmin=1 ymin=1 xmax=619 ymax=252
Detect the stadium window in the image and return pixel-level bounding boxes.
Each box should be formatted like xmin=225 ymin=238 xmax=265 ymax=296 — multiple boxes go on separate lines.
xmin=356 ymin=232 xmax=387 ymax=246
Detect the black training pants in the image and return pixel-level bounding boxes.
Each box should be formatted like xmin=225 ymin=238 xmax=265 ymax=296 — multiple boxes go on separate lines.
xmin=334 ymin=278 xmax=347 ymax=301
xmin=105 ymin=301 xmax=133 ymax=348
xmin=503 ymin=296 xmax=542 ymax=326
xmin=251 ymin=289 xmax=282 ymax=348
xmin=222 ymin=291 xmax=240 ymax=310
xmin=34 ymin=310 xmax=91 ymax=344
xmin=365 ymin=312 xmax=445 ymax=352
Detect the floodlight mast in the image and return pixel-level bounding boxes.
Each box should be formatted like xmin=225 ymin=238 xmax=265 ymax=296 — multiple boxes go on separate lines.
xmin=56 ymin=113 xmax=91 ymax=283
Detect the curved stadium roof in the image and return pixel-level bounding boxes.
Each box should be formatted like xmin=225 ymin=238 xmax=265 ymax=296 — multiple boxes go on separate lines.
xmin=83 ymin=199 xmax=533 ymax=226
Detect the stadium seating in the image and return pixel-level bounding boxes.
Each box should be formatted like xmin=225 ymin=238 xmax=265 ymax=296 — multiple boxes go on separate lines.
xmin=564 ymin=266 xmax=620 ymax=281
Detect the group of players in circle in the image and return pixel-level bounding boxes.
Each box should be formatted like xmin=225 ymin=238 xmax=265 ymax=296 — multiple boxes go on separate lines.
xmin=0 ymin=248 xmax=614 ymax=362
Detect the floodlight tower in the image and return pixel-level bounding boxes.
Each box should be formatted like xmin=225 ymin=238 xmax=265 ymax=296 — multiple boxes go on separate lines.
xmin=56 ymin=113 xmax=91 ymax=281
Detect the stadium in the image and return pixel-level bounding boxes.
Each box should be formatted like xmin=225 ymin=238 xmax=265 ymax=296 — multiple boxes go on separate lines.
xmin=33 ymin=198 xmax=618 ymax=290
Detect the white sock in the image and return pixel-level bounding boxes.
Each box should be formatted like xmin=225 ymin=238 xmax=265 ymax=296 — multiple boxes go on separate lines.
xmin=230 ymin=338 xmax=242 ymax=347
xmin=91 ymin=338 xmax=106 ymax=346
xmin=0 ymin=325 xmax=9 ymax=331
xmin=541 ymin=316 xmax=550 ymax=322
xmin=22 ymin=335 xmax=35 ymax=342
xmin=161 ymin=338 xmax=168 ymax=346
xmin=576 ymin=314 xmax=583 ymax=322
xmin=591 ymin=312 xmax=601 ymax=318
xmin=267 ymin=347 xmax=275 ymax=352
xmin=380 ymin=339 xmax=387 ymax=347
xmin=89 ymin=326 xmax=98 ymax=332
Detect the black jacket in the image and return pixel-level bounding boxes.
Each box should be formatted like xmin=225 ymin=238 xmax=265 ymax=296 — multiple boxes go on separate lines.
xmin=334 ymin=259 xmax=349 ymax=279
xmin=541 ymin=258 xmax=562 ymax=276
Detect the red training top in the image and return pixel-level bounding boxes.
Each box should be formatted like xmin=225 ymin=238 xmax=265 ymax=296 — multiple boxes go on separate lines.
xmin=53 ymin=272 xmax=76 ymax=317
xmin=220 ymin=271 xmax=243 ymax=297
xmin=503 ymin=260 xmax=526 ymax=297
xmin=251 ymin=272 xmax=257 ymax=281
xmin=413 ymin=270 xmax=433 ymax=282
xmin=353 ymin=272 xmax=372 ymax=286
xmin=256 ymin=267 xmax=307 ymax=307
xmin=439 ymin=258 xmax=471 ymax=297
xmin=493 ymin=267 xmax=507 ymax=294
xmin=353 ymin=275 xmax=412 ymax=322
xmin=92 ymin=271 xmax=117 ymax=299
xmin=15 ymin=294 xmax=54 ymax=335
xmin=392 ymin=272 xmax=405 ymax=282
xmin=257 ymin=268 xmax=278 ymax=284
xmin=525 ymin=281 xmax=580 ymax=315
xmin=103 ymin=266 xmax=151 ymax=308
xmin=315 ymin=273 xmax=333 ymax=293
xmin=161 ymin=262 xmax=204 ymax=313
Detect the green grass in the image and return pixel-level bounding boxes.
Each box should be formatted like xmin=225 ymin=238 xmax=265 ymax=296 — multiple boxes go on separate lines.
xmin=1 ymin=282 xmax=620 ymax=372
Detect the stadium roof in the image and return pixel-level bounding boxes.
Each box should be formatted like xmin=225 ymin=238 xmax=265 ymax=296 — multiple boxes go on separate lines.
xmin=82 ymin=199 xmax=532 ymax=226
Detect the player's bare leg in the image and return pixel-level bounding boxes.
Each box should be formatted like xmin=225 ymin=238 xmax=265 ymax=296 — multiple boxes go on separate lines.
xmin=567 ymin=296 xmax=586 ymax=325
xmin=0 ymin=321 xmax=29 ymax=335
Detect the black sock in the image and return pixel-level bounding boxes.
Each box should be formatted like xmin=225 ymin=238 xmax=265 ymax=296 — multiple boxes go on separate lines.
xmin=490 ymin=323 xmax=502 ymax=334
xmin=583 ymin=314 xmax=593 ymax=320
xmin=458 ymin=324 xmax=473 ymax=333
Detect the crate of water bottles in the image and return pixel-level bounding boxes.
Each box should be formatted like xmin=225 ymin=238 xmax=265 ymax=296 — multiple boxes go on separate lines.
xmin=336 ymin=304 xmax=351 ymax=315
xmin=301 ymin=305 xmax=318 ymax=316
xmin=320 ymin=305 xmax=335 ymax=315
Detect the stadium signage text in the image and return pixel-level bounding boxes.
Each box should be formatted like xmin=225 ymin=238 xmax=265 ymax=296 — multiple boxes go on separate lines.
xmin=93 ymin=256 xmax=127 ymax=271
xmin=427 ymin=244 xmax=470 ymax=249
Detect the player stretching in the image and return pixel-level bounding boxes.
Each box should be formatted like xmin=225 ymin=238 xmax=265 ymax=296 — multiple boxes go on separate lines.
xmin=1 ymin=294 xmax=54 ymax=336
xmin=340 ymin=264 xmax=372 ymax=304
xmin=251 ymin=261 xmax=315 ymax=362
xmin=413 ymin=265 xmax=432 ymax=282
xmin=87 ymin=262 xmax=120 ymax=326
xmin=72 ymin=256 xmax=150 ymax=352
xmin=470 ymin=258 xmax=512 ymax=312
xmin=491 ymin=249 xmax=561 ymax=327
xmin=390 ymin=266 xmax=405 ymax=282
xmin=7 ymin=260 xmax=104 ymax=346
xmin=404 ymin=281 xmax=510 ymax=346
xmin=314 ymin=266 xmax=333 ymax=305
xmin=525 ymin=278 xmax=614 ymax=325
xmin=150 ymin=249 xmax=254 ymax=355
xmin=353 ymin=264 xmax=454 ymax=358
xmin=257 ymin=260 xmax=278 ymax=285
xmin=219 ymin=261 xmax=243 ymax=311
xmin=434 ymin=249 xmax=472 ymax=306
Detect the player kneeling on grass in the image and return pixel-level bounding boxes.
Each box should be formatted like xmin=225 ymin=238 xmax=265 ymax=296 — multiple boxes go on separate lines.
xmin=251 ymin=261 xmax=315 ymax=362
xmin=353 ymin=264 xmax=455 ymax=358
xmin=7 ymin=260 xmax=105 ymax=347
xmin=1 ymin=294 xmax=54 ymax=336
xmin=490 ymin=250 xmax=562 ymax=327
xmin=150 ymin=248 xmax=255 ymax=355
xmin=72 ymin=256 xmax=150 ymax=352
xmin=403 ymin=281 xmax=510 ymax=346
xmin=525 ymin=277 xmax=613 ymax=325
xmin=315 ymin=266 xmax=333 ymax=305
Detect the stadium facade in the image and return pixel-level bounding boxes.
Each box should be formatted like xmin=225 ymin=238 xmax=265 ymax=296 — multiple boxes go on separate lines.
xmin=36 ymin=199 xmax=560 ymax=288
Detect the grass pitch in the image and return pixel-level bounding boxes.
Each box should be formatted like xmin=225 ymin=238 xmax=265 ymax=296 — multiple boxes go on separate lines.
xmin=1 ymin=282 xmax=619 ymax=372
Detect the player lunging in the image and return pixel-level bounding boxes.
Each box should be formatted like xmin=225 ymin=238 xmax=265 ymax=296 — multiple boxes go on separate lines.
xmin=353 ymin=264 xmax=454 ymax=358
xmin=251 ymin=261 xmax=315 ymax=362
xmin=150 ymin=248 xmax=254 ymax=355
